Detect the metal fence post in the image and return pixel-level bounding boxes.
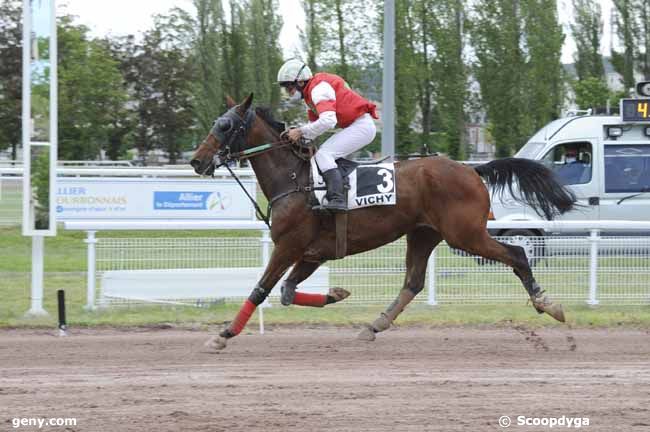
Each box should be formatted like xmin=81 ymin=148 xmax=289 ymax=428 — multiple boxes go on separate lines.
xmin=427 ymin=248 xmax=437 ymax=305
xmin=588 ymin=229 xmax=600 ymax=306
xmin=25 ymin=235 xmax=48 ymax=316
xmin=84 ymin=230 xmax=97 ymax=310
xmin=258 ymin=229 xmax=272 ymax=334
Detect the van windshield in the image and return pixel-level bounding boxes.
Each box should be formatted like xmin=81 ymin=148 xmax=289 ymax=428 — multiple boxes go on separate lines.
xmin=515 ymin=142 xmax=545 ymax=159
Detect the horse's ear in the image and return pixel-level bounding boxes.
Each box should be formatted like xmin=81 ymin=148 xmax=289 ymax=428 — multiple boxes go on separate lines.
xmin=225 ymin=95 xmax=236 ymax=108
xmin=240 ymin=93 xmax=254 ymax=113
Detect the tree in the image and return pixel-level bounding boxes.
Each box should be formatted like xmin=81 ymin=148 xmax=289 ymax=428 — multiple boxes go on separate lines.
xmin=57 ymin=16 xmax=129 ymax=160
xmin=300 ymin=0 xmax=327 ymax=71
xmin=246 ymin=0 xmax=284 ymax=107
xmin=471 ymin=0 xmax=564 ymax=156
xmin=431 ymin=0 xmax=468 ymax=160
xmin=393 ymin=0 xmax=420 ymax=154
xmin=471 ymin=0 xmax=528 ymax=156
xmin=133 ymin=15 xmax=195 ymax=164
xmin=0 ymin=0 xmax=22 ymax=160
xmin=188 ymin=0 xmax=227 ymax=131
xmin=572 ymin=77 xmax=610 ymax=109
xmin=611 ymin=0 xmax=637 ymax=92
xmin=570 ymin=0 xmax=605 ymax=81
xmin=637 ymin=0 xmax=650 ymax=80
xmin=524 ymin=0 xmax=565 ymax=131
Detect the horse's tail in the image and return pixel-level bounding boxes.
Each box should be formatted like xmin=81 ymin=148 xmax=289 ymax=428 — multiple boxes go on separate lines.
xmin=474 ymin=158 xmax=577 ymax=220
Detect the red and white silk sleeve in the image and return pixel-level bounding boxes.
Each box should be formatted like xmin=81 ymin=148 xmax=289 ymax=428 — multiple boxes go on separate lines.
xmin=300 ymin=82 xmax=338 ymax=140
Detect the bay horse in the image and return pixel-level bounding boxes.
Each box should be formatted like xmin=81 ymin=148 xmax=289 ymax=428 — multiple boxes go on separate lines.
xmin=191 ymin=94 xmax=575 ymax=350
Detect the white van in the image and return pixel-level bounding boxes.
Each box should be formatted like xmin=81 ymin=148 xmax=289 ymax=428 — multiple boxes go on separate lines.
xmin=489 ymin=85 xmax=650 ymax=259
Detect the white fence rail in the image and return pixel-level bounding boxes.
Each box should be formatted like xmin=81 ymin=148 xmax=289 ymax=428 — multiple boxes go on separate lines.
xmin=63 ymin=220 xmax=650 ymax=309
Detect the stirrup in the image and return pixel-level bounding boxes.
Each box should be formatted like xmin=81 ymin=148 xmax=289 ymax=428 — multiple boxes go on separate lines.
xmin=313 ymin=200 xmax=347 ymax=212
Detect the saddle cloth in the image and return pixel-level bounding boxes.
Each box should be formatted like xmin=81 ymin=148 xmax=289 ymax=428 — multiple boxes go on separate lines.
xmin=311 ymin=158 xmax=397 ymax=209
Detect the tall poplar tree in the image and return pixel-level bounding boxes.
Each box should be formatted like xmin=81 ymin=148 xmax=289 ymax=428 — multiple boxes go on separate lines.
xmin=191 ymin=0 xmax=227 ymax=130
xmin=471 ymin=0 xmax=564 ymax=156
xmin=472 ymin=0 xmax=528 ymax=156
xmin=637 ymin=0 xmax=650 ymax=80
xmin=431 ymin=0 xmax=468 ymax=159
xmin=0 ymin=0 xmax=22 ymax=160
xmin=525 ymin=0 xmax=565 ymax=130
xmin=611 ymin=0 xmax=637 ymax=91
xmin=571 ymin=0 xmax=605 ymax=80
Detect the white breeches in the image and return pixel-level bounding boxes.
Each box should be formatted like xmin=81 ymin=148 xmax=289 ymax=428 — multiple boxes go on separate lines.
xmin=314 ymin=113 xmax=377 ymax=172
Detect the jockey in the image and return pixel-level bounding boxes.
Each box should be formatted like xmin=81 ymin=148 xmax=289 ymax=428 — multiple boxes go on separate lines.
xmin=277 ymin=59 xmax=378 ymax=211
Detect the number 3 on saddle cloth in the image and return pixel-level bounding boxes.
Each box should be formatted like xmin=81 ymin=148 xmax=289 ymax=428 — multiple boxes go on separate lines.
xmin=309 ymin=158 xmax=397 ymax=209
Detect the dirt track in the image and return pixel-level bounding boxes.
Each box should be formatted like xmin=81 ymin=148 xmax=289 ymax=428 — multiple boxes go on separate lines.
xmin=1 ymin=326 xmax=649 ymax=432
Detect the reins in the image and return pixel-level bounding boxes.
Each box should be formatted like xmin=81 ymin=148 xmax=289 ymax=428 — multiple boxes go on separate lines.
xmin=212 ymin=132 xmax=314 ymax=230
xmin=221 ymin=162 xmax=272 ymax=228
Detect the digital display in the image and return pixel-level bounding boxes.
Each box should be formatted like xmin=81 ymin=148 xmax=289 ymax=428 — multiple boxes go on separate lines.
xmin=621 ymin=98 xmax=650 ymax=122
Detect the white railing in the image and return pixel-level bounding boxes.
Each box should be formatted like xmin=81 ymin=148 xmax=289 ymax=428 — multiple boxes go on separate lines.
xmin=0 ymin=166 xmax=255 ymax=178
xmin=63 ymin=220 xmax=650 ymax=310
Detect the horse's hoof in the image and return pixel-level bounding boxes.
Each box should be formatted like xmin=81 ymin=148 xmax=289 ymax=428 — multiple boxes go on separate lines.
xmin=371 ymin=313 xmax=391 ymax=332
xmin=204 ymin=335 xmax=228 ymax=351
xmin=357 ymin=326 xmax=376 ymax=341
xmin=544 ymin=303 xmax=565 ymax=323
xmin=328 ymin=287 xmax=350 ymax=303
xmin=531 ymin=296 xmax=566 ymax=323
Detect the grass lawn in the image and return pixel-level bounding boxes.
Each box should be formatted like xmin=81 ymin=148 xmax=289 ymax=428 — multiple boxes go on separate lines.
xmin=1 ymin=270 xmax=649 ymax=329
xmin=1 ymin=225 xmax=649 ymax=329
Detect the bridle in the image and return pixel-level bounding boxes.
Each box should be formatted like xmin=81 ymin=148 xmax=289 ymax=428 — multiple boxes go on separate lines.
xmin=208 ymin=105 xmax=257 ymax=169
xmin=202 ymin=104 xmax=315 ymax=228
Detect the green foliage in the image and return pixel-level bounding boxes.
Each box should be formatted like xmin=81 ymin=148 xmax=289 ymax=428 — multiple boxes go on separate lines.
xmin=571 ymin=0 xmax=605 ymax=81
xmin=57 ymin=16 xmax=129 ymax=160
xmin=313 ymin=0 xmax=380 ymax=89
xmin=611 ymin=0 xmax=637 ymax=91
xmin=393 ymin=2 xmax=417 ymax=155
xmin=140 ymin=16 xmax=195 ymax=164
xmin=188 ymin=0 xmax=227 ymax=131
xmin=471 ymin=0 xmax=564 ymax=157
xmin=30 ymin=148 xmax=50 ymax=230
xmin=638 ymin=0 xmax=650 ymax=80
xmin=300 ymin=0 xmax=327 ymax=71
xmin=0 ymin=0 xmax=22 ymax=159
xmin=247 ymin=0 xmax=284 ymax=107
xmin=5 ymin=0 xmax=649 ymax=165
xmin=572 ymin=77 xmax=611 ymax=110
xmin=430 ymin=0 xmax=468 ymax=160
xmin=391 ymin=0 xmax=469 ymax=159
xmin=525 ymin=0 xmax=565 ymax=131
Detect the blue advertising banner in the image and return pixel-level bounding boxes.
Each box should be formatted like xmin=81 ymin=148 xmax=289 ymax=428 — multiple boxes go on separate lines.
xmin=56 ymin=178 xmax=256 ymax=220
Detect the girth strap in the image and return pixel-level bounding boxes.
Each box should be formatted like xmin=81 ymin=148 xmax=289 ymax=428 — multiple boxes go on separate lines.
xmin=335 ymin=212 xmax=348 ymax=259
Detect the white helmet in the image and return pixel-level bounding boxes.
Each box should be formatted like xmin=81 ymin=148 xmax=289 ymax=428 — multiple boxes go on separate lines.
xmin=277 ymin=59 xmax=312 ymax=84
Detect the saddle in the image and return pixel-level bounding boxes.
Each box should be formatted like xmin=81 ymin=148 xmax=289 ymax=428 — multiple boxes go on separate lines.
xmin=309 ymin=156 xmax=392 ymax=197
xmin=309 ymin=156 xmax=396 ymax=259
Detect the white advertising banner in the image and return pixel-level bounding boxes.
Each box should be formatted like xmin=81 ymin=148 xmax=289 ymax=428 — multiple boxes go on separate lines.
xmin=56 ymin=178 xmax=256 ymax=220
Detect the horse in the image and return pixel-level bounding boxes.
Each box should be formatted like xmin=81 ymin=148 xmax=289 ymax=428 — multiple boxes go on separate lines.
xmin=191 ymin=94 xmax=576 ymax=350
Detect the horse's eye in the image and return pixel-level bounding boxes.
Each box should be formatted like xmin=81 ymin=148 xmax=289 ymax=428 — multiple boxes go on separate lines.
xmin=217 ymin=118 xmax=232 ymax=132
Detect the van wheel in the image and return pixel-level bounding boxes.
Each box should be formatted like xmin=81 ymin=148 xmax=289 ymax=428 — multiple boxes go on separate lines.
xmin=499 ymin=229 xmax=545 ymax=267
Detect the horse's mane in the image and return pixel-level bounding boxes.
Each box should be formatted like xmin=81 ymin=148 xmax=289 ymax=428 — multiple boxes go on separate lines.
xmin=255 ymin=106 xmax=285 ymax=135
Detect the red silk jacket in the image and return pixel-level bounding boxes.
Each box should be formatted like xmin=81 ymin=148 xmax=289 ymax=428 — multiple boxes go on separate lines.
xmin=302 ymin=73 xmax=378 ymax=128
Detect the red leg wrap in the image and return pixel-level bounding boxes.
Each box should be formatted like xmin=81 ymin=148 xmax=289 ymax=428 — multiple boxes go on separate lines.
xmin=293 ymin=292 xmax=327 ymax=307
xmin=229 ymin=300 xmax=256 ymax=335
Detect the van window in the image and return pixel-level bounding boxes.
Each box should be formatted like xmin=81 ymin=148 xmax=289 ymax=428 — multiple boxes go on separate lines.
xmin=516 ymin=142 xmax=545 ymax=159
xmin=604 ymin=145 xmax=650 ymax=193
xmin=540 ymin=142 xmax=593 ymax=185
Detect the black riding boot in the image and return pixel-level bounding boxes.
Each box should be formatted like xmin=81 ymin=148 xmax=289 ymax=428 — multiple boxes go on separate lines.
xmin=321 ymin=168 xmax=347 ymax=211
